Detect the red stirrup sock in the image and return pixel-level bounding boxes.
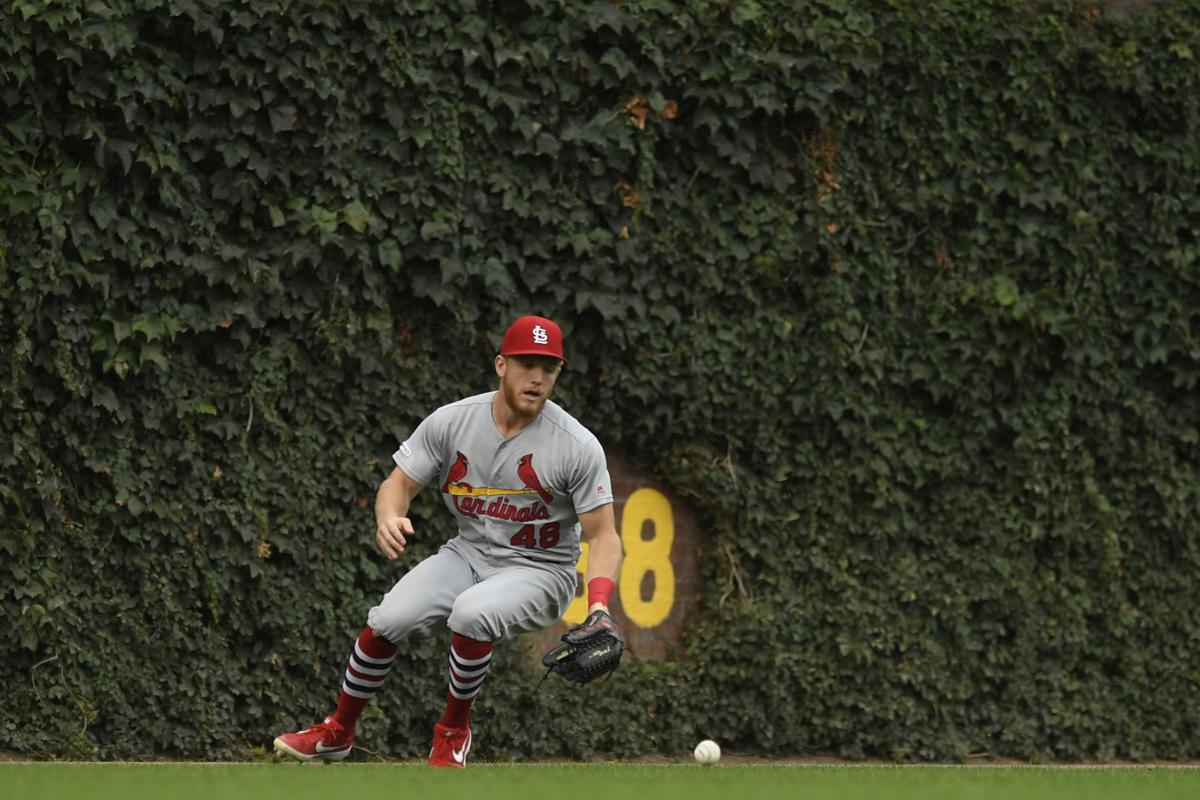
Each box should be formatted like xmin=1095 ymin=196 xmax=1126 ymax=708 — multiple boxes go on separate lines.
xmin=332 ymin=628 xmax=398 ymax=734
xmin=438 ymin=633 xmax=493 ymax=728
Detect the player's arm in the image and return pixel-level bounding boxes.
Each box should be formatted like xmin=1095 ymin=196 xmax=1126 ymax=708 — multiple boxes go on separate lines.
xmin=375 ymin=466 xmax=423 ymax=560
xmin=578 ymin=503 xmax=622 ymax=613
xmin=540 ymin=503 xmax=625 ymax=684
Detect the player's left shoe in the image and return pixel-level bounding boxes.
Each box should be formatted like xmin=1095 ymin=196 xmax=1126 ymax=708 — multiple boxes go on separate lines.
xmin=428 ymin=722 xmax=471 ymax=768
xmin=273 ymin=716 xmax=354 ymax=762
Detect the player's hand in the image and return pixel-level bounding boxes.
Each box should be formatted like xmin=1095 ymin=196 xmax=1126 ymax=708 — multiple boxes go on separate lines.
xmin=375 ymin=515 xmax=414 ymax=560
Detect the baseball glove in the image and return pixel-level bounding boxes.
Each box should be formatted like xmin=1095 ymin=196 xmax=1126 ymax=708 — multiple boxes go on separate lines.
xmin=540 ymin=609 xmax=624 ymax=684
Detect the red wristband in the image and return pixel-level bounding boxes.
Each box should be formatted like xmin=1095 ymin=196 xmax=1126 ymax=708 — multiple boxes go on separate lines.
xmin=587 ymin=577 xmax=615 ymax=608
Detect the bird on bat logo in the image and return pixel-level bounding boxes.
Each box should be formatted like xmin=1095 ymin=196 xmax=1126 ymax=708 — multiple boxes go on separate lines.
xmin=516 ymin=453 xmax=553 ymax=503
xmin=442 ymin=451 xmax=471 ymax=493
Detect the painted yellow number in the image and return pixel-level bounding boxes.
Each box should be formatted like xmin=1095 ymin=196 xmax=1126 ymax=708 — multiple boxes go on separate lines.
xmin=564 ymin=488 xmax=676 ymax=629
xmin=563 ymin=541 xmax=590 ymax=626
xmin=619 ymin=487 xmax=674 ymax=628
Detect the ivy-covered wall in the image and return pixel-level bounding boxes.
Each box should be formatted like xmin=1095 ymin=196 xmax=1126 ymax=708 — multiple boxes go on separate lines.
xmin=2 ymin=0 xmax=1198 ymax=761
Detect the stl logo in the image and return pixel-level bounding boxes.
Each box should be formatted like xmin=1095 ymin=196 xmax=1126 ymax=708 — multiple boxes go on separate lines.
xmin=532 ymin=325 xmax=549 ymax=345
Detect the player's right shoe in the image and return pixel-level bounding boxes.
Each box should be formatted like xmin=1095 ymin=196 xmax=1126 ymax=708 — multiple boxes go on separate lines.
xmin=273 ymin=716 xmax=353 ymax=762
xmin=428 ymin=722 xmax=471 ymax=768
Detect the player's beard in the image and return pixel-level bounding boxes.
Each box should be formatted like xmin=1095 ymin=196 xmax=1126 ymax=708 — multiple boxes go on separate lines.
xmin=500 ymin=373 xmax=549 ymax=420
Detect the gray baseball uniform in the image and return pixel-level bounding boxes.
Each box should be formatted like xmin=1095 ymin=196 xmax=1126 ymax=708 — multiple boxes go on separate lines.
xmin=366 ymin=392 xmax=613 ymax=643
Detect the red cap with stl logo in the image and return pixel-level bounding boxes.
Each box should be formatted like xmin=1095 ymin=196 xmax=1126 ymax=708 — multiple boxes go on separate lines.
xmin=500 ymin=315 xmax=566 ymax=362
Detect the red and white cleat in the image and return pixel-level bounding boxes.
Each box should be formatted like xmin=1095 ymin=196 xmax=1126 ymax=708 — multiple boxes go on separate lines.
xmin=428 ymin=722 xmax=471 ymax=768
xmin=273 ymin=716 xmax=353 ymax=762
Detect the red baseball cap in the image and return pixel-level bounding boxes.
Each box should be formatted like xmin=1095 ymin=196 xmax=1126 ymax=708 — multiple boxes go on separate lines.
xmin=500 ymin=315 xmax=566 ymax=362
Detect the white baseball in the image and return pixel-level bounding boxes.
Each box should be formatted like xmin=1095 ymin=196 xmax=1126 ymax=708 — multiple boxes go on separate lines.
xmin=693 ymin=739 xmax=721 ymax=765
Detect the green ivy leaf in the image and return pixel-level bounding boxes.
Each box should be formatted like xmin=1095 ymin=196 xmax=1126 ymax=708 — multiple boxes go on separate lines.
xmin=992 ymin=276 xmax=1020 ymax=307
xmin=131 ymin=315 xmax=166 ymax=341
xmin=378 ymin=239 xmax=402 ymax=269
xmin=343 ymin=200 xmax=371 ymax=233
xmin=420 ymin=221 xmax=453 ymax=240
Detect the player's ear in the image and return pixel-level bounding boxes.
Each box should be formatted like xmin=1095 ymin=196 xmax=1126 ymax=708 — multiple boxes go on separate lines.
xmin=494 ymin=354 xmax=506 ymax=377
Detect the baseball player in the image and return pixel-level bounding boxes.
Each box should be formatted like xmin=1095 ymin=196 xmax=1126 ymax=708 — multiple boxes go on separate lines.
xmin=273 ymin=315 xmax=623 ymax=767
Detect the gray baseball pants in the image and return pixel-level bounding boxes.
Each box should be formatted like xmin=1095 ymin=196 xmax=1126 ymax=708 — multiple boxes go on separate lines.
xmin=366 ymin=536 xmax=576 ymax=643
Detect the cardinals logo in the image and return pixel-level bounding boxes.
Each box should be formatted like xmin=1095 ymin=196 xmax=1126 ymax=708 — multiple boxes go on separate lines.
xmin=441 ymin=451 xmax=554 ymax=520
xmin=441 ymin=451 xmax=471 ymax=494
xmin=516 ymin=453 xmax=553 ymax=504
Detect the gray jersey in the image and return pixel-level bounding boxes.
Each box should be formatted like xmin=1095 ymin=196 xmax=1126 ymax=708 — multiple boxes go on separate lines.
xmin=393 ymin=392 xmax=613 ymax=565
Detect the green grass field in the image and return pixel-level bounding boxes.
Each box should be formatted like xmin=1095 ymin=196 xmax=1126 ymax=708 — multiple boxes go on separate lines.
xmin=5 ymin=763 xmax=1200 ymax=800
